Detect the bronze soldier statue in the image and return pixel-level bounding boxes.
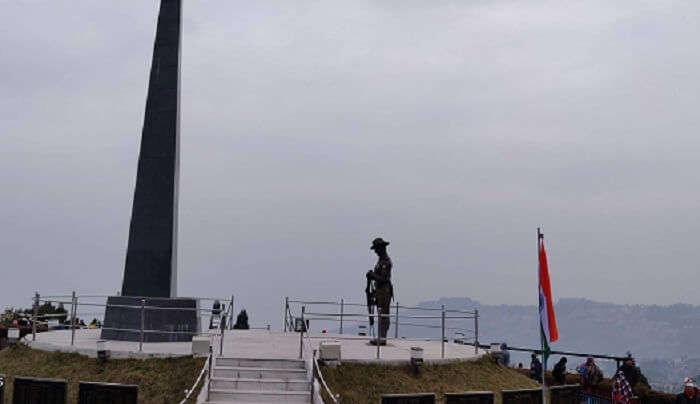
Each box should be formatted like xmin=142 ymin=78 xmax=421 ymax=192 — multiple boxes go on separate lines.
xmin=366 ymin=237 xmax=393 ymax=344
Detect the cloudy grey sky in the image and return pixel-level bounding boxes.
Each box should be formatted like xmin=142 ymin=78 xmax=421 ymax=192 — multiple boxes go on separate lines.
xmin=2 ymin=0 xmax=699 ymax=326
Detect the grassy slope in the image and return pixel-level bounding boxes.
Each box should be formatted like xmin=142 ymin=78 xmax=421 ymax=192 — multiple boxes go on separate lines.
xmin=0 ymin=344 xmax=205 ymax=404
xmin=320 ymin=356 xmax=540 ymax=403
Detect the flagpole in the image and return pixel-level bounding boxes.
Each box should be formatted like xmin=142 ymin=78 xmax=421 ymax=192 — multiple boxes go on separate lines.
xmin=538 ymin=228 xmax=547 ymax=404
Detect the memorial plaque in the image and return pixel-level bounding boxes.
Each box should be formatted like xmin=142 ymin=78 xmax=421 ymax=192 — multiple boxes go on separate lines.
xmin=549 ymin=385 xmax=580 ymax=404
xmin=12 ymin=377 xmax=66 ymax=404
xmin=445 ymin=391 xmax=494 ymax=404
xmin=0 ymin=374 xmax=5 ymax=404
xmin=381 ymin=393 xmax=436 ymax=404
xmin=78 ymin=381 xmax=138 ymax=404
xmin=501 ymin=388 xmax=542 ymax=404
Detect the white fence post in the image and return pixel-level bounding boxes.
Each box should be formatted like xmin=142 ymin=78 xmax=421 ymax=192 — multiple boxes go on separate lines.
xmin=207 ymin=346 xmax=213 ymax=401
xmin=230 ymin=294 xmax=235 ymax=330
xmin=376 ymin=312 xmax=381 ymax=359
xmin=339 ymin=299 xmax=344 ymax=335
xmin=284 ymin=297 xmax=289 ymax=332
xmin=139 ymin=299 xmax=146 ymax=352
xmin=299 ymin=306 xmax=306 ymax=359
xmin=441 ymin=305 xmax=445 ymax=359
xmin=394 ymin=301 xmax=399 ymax=339
xmin=474 ymin=309 xmax=479 ymax=355
xmin=32 ymin=292 xmax=39 ymax=341
xmin=70 ymin=291 xmax=77 ymax=346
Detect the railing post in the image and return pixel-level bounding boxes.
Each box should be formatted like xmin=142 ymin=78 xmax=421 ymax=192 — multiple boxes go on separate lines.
xmin=299 ymin=306 xmax=305 ymax=359
xmin=207 ymin=346 xmax=213 ymax=401
xmin=70 ymin=291 xmax=77 ymax=346
xmin=311 ymin=349 xmax=317 ymax=404
xmin=339 ymin=298 xmax=344 ymax=335
xmin=284 ymin=297 xmax=289 ymax=332
xmin=230 ymin=294 xmax=235 ymax=330
xmin=139 ymin=299 xmax=146 ymax=352
xmin=394 ymin=301 xmax=399 ymax=339
xmin=474 ymin=309 xmax=479 ymax=355
xmin=219 ymin=316 xmax=225 ymax=356
xmin=376 ymin=312 xmax=381 ymax=359
xmin=441 ymin=304 xmax=445 ymax=359
xmin=32 ymin=292 xmax=39 ymax=341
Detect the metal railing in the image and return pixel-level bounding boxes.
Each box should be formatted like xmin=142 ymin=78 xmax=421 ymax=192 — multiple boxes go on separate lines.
xmin=457 ymin=340 xmax=636 ymax=370
xmin=29 ymin=291 xmax=236 ymax=352
xmin=579 ymin=391 xmax=613 ymax=404
xmin=290 ymin=300 xmax=480 ymax=403
xmin=284 ymin=298 xmax=480 ymax=359
xmin=294 ymin=307 xmax=339 ymax=403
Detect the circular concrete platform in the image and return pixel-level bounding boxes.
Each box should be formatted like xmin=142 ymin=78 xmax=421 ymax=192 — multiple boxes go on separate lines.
xmin=26 ymin=329 xmax=483 ymax=363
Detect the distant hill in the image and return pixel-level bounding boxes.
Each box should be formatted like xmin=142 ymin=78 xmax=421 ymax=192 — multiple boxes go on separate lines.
xmin=410 ymin=297 xmax=700 ymax=392
xmin=414 ymin=297 xmax=700 ymax=360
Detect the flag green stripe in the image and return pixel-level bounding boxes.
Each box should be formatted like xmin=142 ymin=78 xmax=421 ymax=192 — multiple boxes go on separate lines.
xmin=540 ymin=323 xmax=551 ymax=365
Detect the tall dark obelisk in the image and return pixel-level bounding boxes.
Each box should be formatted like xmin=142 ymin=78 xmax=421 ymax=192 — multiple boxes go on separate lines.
xmin=122 ymin=0 xmax=181 ymax=298
xmin=102 ymin=0 xmax=198 ymax=342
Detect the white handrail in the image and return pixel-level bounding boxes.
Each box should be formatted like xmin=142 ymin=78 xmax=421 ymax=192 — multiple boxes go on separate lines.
xmin=303 ymin=331 xmax=339 ymax=403
xmin=178 ymin=353 xmax=210 ymax=404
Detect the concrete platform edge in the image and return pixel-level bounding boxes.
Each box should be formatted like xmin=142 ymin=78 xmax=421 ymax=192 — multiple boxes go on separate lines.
xmin=24 ymin=338 xmax=189 ymax=360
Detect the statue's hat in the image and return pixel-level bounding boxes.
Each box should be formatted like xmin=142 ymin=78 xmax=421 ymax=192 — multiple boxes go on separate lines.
xmin=371 ymin=238 xmax=390 ymax=250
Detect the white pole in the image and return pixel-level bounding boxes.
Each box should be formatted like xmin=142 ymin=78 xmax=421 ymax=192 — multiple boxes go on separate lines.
xmin=339 ymin=299 xmax=344 ymax=335
xmin=230 ymin=294 xmax=235 ymax=330
xmin=394 ymin=301 xmax=399 ymax=339
xmin=284 ymin=297 xmax=289 ymax=332
xmin=299 ymin=306 xmax=305 ymax=359
xmin=474 ymin=309 xmax=479 ymax=355
xmin=70 ymin=291 xmax=77 ymax=346
xmin=219 ymin=317 xmax=225 ymax=356
xmin=376 ymin=312 xmax=381 ymax=359
xmin=140 ymin=299 xmax=146 ymax=352
xmin=441 ymin=305 xmax=446 ymax=359
xmin=32 ymin=292 xmax=39 ymax=341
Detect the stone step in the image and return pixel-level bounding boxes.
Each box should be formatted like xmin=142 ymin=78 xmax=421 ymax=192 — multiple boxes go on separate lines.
xmin=213 ymin=366 xmax=308 ymax=380
xmin=210 ymin=377 xmax=311 ymax=391
xmin=215 ymin=357 xmax=306 ymax=369
xmin=207 ymin=388 xmax=310 ymax=403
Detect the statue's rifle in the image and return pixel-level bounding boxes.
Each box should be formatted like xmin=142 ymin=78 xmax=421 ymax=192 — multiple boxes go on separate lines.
xmin=365 ymin=271 xmax=376 ymax=336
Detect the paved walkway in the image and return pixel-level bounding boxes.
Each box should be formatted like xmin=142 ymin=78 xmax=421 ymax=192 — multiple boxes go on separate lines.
xmin=27 ymin=329 xmax=483 ymax=362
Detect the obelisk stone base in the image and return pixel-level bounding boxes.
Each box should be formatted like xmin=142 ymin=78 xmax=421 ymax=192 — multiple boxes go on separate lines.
xmin=101 ymin=296 xmax=199 ymax=343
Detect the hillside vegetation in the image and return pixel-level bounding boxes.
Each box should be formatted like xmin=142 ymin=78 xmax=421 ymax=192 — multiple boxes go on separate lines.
xmin=319 ymin=356 xmax=539 ymax=403
xmin=0 ymin=344 xmax=205 ymax=404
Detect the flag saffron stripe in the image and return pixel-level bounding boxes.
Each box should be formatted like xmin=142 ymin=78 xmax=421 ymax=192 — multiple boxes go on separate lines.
xmin=538 ymin=241 xmax=558 ymax=343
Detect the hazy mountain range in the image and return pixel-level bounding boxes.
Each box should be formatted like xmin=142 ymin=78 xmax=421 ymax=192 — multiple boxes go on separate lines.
xmin=406 ymin=297 xmax=700 ymax=392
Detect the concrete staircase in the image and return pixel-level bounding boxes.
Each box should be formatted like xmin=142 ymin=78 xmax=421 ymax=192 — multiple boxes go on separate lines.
xmin=204 ymin=357 xmax=312 ymax=403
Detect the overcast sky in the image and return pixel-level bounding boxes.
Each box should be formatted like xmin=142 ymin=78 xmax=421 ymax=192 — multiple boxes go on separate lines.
xmin=2 ymin=0 xmax=699 ymax=327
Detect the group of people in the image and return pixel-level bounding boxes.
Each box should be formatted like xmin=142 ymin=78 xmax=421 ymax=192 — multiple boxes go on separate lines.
xmin=524 ymin=354 xmax=643 ymax=390
xmin=524 ymin=354 xmax=583 ymax=385
xmin=524 ymin=354 xmax=574 ymax=385
xmin=517 ymin=351 xmax=697 ymax=404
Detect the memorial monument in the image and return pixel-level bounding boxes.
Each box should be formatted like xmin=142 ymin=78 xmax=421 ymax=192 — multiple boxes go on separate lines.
xmin=101 ymin=0 xmax=199 ymax=342
xmin=366 ymin=237 xmax=393 ymax=344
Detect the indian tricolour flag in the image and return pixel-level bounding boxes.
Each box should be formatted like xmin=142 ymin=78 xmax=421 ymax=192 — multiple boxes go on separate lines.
xmin=538 ymin=230 xmax=558 ymax=363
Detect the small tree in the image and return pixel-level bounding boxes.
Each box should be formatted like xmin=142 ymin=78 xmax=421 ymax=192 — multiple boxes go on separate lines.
xmin=36 ymin=301 xmax=68 ymax=323
xmin=233 ymin=310 xmax=250 ymax=330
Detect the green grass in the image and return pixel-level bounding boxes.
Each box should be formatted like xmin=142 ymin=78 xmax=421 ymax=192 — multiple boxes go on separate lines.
xmin=0 ymin=344 xmax=205 ymax=404
xmin=319 ymin=356 xmax=540 ymax=403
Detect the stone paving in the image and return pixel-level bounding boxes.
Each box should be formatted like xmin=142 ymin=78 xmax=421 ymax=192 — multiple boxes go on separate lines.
xmin=26 ymin=329 xmax=483 ymax=362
